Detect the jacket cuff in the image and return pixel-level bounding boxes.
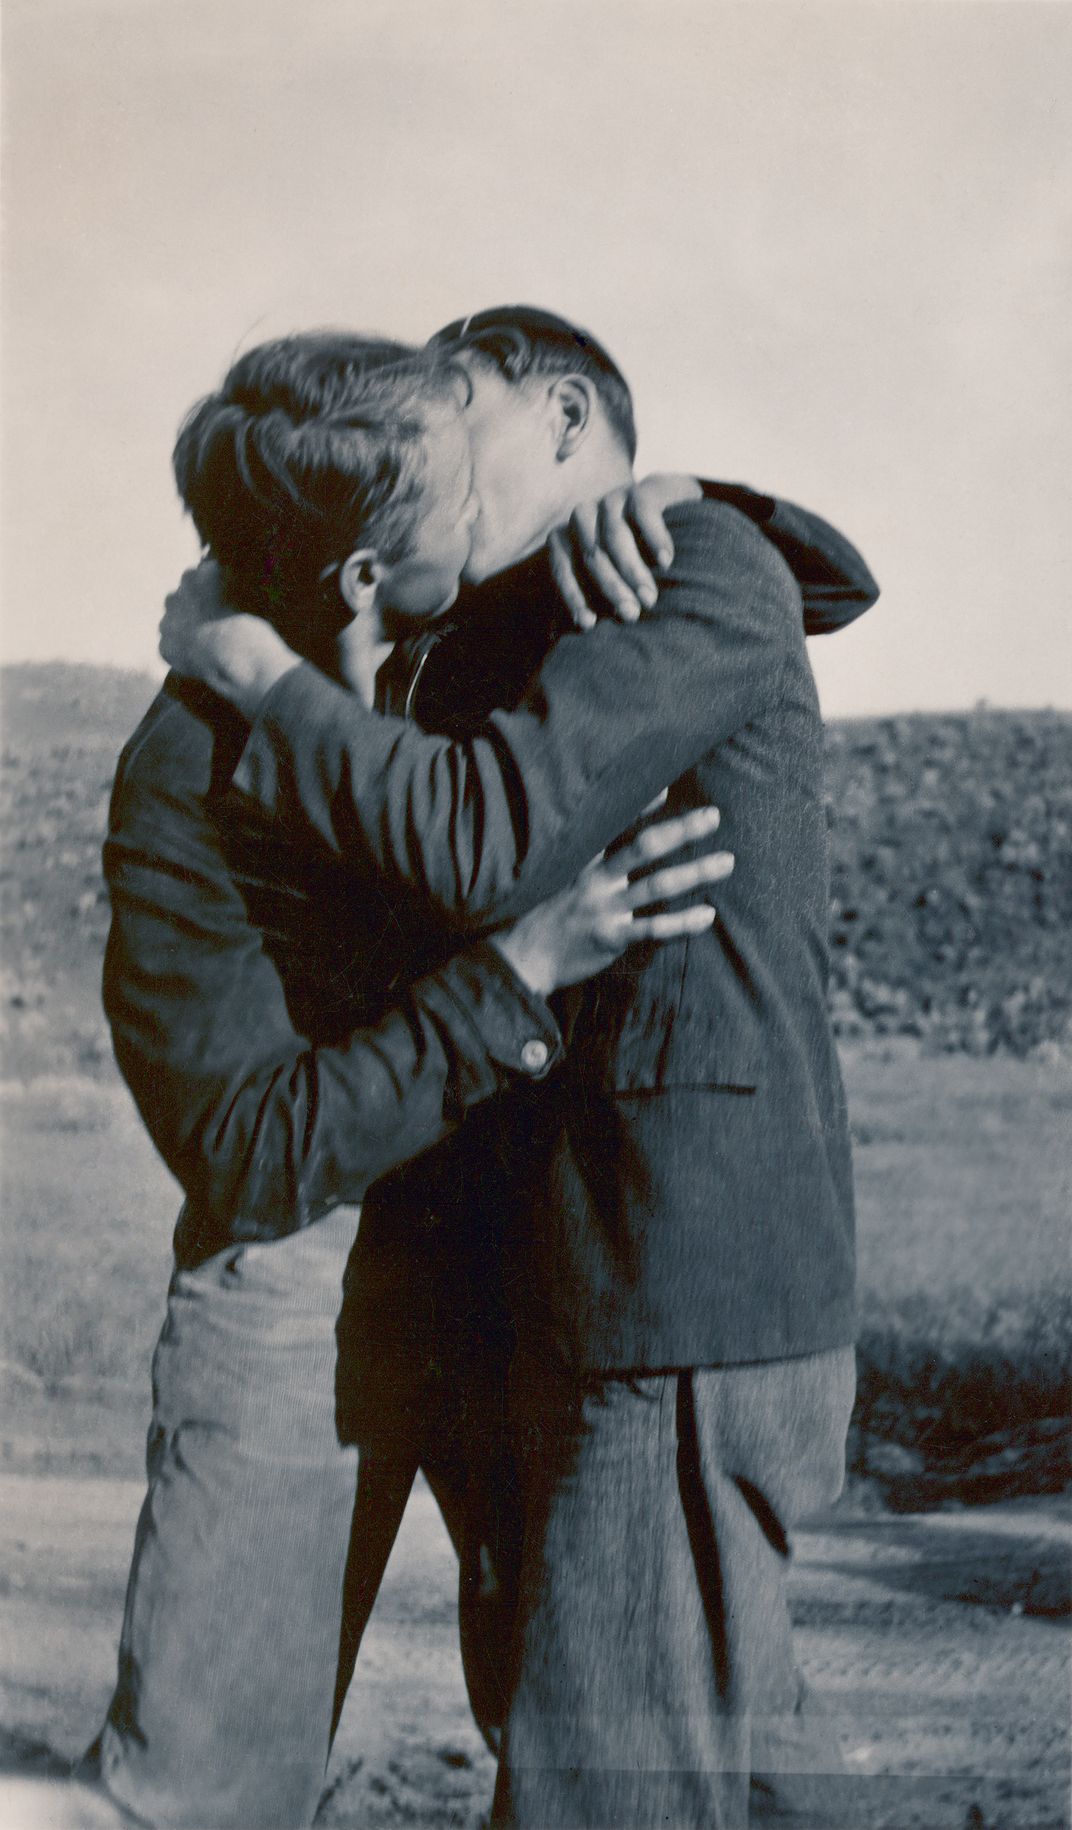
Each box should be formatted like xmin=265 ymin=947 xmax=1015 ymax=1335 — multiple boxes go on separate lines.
xmin=699 ymin=478 xmax=777 ymax=521
xmin=421 ymin=939 xmax=564 ymax=1104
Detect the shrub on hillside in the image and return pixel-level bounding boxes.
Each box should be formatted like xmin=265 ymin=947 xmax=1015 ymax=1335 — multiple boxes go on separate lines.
xmin=825 ymin=711 xmax=1072 ymax=1056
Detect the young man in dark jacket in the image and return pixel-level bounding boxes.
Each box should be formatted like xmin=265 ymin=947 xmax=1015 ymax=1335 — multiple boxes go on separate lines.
xmin=163 ymin=305 xmax=879 ymax=1827
xmin=90 ymin=331 xmax=735 ymax=1830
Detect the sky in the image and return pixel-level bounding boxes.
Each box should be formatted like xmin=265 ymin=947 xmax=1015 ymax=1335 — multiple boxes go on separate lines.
xmin=3 ymin=0 xmax=1070 ymax=716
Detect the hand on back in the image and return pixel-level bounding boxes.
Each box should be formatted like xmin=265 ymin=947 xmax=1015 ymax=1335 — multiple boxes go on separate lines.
xmin=492 ymin=804 xmax=732 ymax=998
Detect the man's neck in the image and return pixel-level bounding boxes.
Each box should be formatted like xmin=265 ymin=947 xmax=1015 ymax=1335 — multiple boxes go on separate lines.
xmin=281 ymin=619 xmax=387 ymax=708
xmin=560 ymin=449 xmax=635 ymax=523
xmin=499 ymin=451 xmax=636 ymax=578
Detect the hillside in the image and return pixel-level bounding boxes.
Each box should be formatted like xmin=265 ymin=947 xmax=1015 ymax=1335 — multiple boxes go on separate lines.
xmin=1 ymin=663 xmax=1070 ymax=1077
xmin=1 ymin=666 xmax=160 ymax=1080
xmin=825 ymin=709 xmax=1072 ymax=1055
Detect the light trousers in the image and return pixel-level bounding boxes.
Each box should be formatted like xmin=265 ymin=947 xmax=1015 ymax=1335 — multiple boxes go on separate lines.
xmin=95 ymin=1209 xmax=511 ymax=1828
xmin=494 ymin=1348 xmax=857 ymax=1830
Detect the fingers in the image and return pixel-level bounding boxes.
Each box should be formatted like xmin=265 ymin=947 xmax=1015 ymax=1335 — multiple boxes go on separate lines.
xmin=593 ymin=494 xmax=658 ymax=611
xmin=572 ymin=504 xmax=644 ymax=623
xmin=158 ymin=605 xmax=184 ymax=661
xmin=596 ymin=902 xmax=718 ymax=952
xmin=548 ymin=527 xmax=596 ymax=631
xmin=599 ymin=785 xmax=671 ymax=860
xmin=609 ymin=805 xmax=722 ymax=878
xmin=630 ymin=490 xmax=675 ymax=570
xmin=630 ymin=474 xmax=702 ymax=567
xmin=161 ymin=571 xmax=196 ymax=628
xmin=623 ymin=847 xmax=734 ymax=909
xmin=627 ymin=905 xmax=717 ymax=943
xmin=549 ymin=481 xmax=703 ymax=631
xmin=558 ymin=499 xmax=645 ymax=625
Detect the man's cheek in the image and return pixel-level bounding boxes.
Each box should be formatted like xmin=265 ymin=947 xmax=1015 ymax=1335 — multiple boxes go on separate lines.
xmin=462 ymin=526 xmax=492 ymax=582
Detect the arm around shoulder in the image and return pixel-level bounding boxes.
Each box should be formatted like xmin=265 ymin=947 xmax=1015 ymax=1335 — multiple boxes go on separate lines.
xmin=103 ymin=750 xmax=563 ymax=1238
xmin=231 ymin=498 xmax=799 ymax=931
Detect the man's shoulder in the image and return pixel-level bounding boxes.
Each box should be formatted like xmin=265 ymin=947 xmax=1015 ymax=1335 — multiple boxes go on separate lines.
xmin=661 ymin=495 xmax=799 ymax=595
xmin=652 ymin=497 xmax=803 ymax=663
xmin=111 ymin=677 xmax=249 ymax=830
xmin=116 ymin=678 xmax=246 ymax=795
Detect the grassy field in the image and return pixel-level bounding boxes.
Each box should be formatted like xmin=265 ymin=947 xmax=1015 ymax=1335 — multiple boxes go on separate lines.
xmin=843 ymin=1045 xmax=1070 ymax=1503
xmin=2 ymin=1043 xmax=1068 ymax=1498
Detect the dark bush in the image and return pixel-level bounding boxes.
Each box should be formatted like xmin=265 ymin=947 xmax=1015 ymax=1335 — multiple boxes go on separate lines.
xmin=826 ymin=710 xmax=1072 ymax=1056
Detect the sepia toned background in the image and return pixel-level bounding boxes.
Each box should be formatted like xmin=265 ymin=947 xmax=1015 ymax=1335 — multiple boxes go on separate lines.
xmin=4 ymin=0 xmax=1071 ymax=712
xmin=1 ymin=5 xmax=1069 ymax=1827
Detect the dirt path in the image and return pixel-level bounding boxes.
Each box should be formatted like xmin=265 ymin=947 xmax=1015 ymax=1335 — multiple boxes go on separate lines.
xmin=0 ymin=1471 xmax=1067 ymax=1829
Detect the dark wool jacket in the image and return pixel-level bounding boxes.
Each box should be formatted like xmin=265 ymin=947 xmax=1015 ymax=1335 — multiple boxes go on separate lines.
xmin=228 ymin=487 xmax=879 ymax=1369
xmin=102 ymin=680 xmax=564 ymax=1269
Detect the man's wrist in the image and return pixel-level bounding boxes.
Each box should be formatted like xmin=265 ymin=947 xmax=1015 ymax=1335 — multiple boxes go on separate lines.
xmin=229 ymin=652 xmax=302 ymax=721
xmin=435 ymin=944 xmax=563 ymax=1083
xmin=488 ymin=928 xmax=553 ymax=999
xmin=194 ymin=622 xmax=303 ymax=720
xmin=643 ymin=472 xmax=702 ymax=509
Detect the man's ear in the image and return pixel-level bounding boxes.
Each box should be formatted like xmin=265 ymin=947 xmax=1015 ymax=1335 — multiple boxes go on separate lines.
xmin=551 ymin=376 xmax=594 ymax=461
xmin=337 ymin=548 xmax=384 ymax=618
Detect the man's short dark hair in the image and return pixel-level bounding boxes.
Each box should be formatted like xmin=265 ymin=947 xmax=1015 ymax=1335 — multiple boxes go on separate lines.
xmin=429 ymin=305 xmax=637 ymax=462
xmin=173 ymin=332 xmax=457 ymax=635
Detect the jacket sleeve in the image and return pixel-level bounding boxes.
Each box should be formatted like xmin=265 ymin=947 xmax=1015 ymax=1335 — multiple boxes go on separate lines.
xmin=102 ymin=781 xmax=562 ymax=1236
xmin=233 ymin=499 xmax=799 ymax=931
xmin=699 ymin=481 xmax=880 ymax=634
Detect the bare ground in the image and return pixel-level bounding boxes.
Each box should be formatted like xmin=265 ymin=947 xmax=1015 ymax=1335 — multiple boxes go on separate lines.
xmin=0 ymin=1051 xmax=1069 ymax=1825
xmin=0 ymin=1464 xmax=1068 ymax=1830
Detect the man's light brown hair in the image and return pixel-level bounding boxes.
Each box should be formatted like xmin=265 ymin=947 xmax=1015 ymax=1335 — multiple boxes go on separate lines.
xmin=173 ymin=332 xmax=458 ymax=638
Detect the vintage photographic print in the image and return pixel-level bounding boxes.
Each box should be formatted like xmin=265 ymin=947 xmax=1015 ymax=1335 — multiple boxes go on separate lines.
xmin=1 ymin=3 xmax=1069 ymax=1827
